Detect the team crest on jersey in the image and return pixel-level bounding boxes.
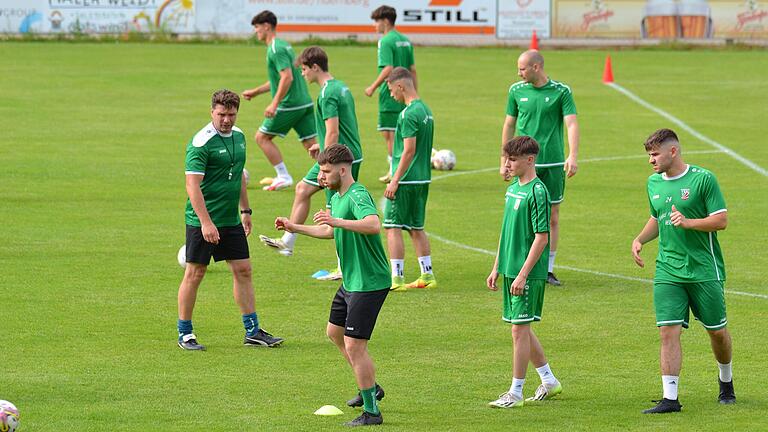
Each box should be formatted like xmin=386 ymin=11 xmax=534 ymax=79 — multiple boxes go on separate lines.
xmin=681 ymin=189 xmax=690 ymax=200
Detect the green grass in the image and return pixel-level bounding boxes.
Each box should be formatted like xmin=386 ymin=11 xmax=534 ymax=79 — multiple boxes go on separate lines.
xmin=1 ymin=42 xmax=767 ymax=431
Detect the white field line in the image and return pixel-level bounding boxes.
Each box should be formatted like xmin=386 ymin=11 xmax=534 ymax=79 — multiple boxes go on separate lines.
xmin=425 ymin=233 xmax=768 ymax=300
xmin=430 ymin=150 xmax=724 ymax=182
xmin=606 ymin=82 xmax=768 ymax=178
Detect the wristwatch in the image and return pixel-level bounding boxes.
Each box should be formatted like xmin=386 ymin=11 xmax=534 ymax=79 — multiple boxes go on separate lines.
xmin=240 ymin=208 xmax=252 ymax=215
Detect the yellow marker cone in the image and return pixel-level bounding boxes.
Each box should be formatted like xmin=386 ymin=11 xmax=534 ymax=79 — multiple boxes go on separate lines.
xmin=314 ymin=405 xmax=344 ymax=416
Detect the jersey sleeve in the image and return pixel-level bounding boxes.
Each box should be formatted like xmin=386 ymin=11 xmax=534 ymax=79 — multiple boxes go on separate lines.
xmin=350 ymin=189 xmax=379 ymax=219
xmin=320 ymin=89 xmax=339 ymax=120
xmin=702 ymin=173 xmax=727 ymax=215
xmin=185 ymin=142 xmax=207 ymax=175
xmin=378 ymin=38 xmax=394 ymax=67
xmin=273 ymin=45 xmax=293 ymax=72
xmin=505 ymin=88 xmax=518 ymax=117
xmin=530 ymin=182 xmax=551 ymax=233
xmin=400 ymin=108 xmax=420 ymax=138
xmin=560 ymin=88 xmax=577 ymax=116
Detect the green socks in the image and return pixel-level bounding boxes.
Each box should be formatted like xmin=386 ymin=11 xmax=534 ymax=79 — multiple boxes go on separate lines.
xmin=360 ymin=385 xmax=380 ymax=415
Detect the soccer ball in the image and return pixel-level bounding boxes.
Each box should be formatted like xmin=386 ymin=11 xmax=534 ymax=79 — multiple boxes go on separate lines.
xmin=177 ymin=244 xmax=187 ymax=269
xmin=243 ymin=168 xmax=250 ymax=185
xmin=0 ymin=400 xmax=19 ymax=432
xmin=431 ymin=149 xmax=456 ymax=171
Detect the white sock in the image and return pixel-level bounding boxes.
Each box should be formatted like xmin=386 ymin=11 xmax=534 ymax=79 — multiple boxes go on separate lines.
xmin=535 ymin=363 xmax=558 ymax=387
xmin=391 ymin=259 xmax=404 ymax=278
xmin=274 ymin=162 xmax=290 ymax=179
xmin=509 ymin=378 xmax=525 ymax=398
xmin=417 ymin=256 xmax=433 ymax=275
xmin=281 ymin=232 xmax=297 ymax=249
xmin=718 ymin=362 xmax=733 ymax=383
xmin=548 ymin=251 xmax=556 ymax=273
xmin=662 ymin=375 xmax=679 ymax=400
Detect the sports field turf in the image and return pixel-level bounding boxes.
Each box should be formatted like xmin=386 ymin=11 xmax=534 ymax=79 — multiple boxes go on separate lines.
xmin=1 ymin=41 xmax=767 ymax=431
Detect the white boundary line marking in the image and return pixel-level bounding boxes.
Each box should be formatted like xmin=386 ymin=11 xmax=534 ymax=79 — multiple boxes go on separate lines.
xmin=425 ymin=233 xmax=768 ymax=300
xmin=430 ymin=150 xmax=724 ymax=182
xmin=607 ymin=82 xmax=768 ymax=178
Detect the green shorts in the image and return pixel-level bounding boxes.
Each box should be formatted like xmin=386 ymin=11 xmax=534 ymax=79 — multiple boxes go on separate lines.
xmin=654 ymin=280 xmax=727 ymax=330
xmin=502 ymin=277 xmax=545 ymax=324
xmin=383 ymin=183 xmax=429 ymax=231
xmin=259 ymin=104 xmax=317 ymax=141
xmin=536 ymin=166 xmax=565 ymax=204
xmin=303 ymin=160 xmax=362 ymax=206
xmin=377 ymin=111 xmax=399 ymax=131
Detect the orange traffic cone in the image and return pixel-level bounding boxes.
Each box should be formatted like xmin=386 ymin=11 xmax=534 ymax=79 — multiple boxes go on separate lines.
xmin=529 ymin=30 xmax=539 ymax=50
xmin=602 ymin=55 xmax=614 ymax=84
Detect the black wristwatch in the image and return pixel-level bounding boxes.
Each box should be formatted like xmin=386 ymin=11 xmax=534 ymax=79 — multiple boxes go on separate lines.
xmin=240 ymin=208 xmax=252 ymax=215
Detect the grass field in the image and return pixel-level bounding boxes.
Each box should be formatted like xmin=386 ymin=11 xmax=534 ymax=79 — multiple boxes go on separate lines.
xmin=1 ymin=41 xmax=767 ymax=431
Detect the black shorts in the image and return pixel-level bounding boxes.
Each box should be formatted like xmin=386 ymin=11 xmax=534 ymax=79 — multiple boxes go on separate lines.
xmin=328 ymin=285 xmax=389 ymax=340
xmin=185 ymin=224 xmax=249 ymax=265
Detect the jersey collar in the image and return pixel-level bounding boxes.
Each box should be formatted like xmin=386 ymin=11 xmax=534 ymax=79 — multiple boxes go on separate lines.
xmin=662 ymin=164 xmax=690 ymax=181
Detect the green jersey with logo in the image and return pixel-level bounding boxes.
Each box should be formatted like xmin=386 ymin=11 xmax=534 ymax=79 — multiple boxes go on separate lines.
xmin=266 ymin=38 xmax=312 ymax=110
xmin=316 ymin=79 xmax=363 ymax=160
xmin=506 ymin=79 xmax=577 ymax=166
xmin=647 ymin=164 xmax=727 ymax=283
xmin=392 ymin=99 xmax=433 ymax=184
xmin=377 ymin=30 xmax=415 ymax=113
xmin=330 ymin=183 xmax=391 ymax=292
xmin=498 ymin=177 xmax=550 ymax=279
xmin=185 ymin=123 xmax=247 ymax=227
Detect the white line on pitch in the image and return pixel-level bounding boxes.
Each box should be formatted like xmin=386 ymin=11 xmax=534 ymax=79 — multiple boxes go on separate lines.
xmin=426 ymin=232 xmax=768 ymax=300
xmin=430 ymin=150 xmax=724 ymax=182
xmin=606 ymin=82 xmax=768 ymax=178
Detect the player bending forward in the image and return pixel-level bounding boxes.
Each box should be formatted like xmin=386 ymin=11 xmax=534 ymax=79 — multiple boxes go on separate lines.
xmin=274 ymin=146 xmax=390 ymax=426
xmin=486 ymin=136 xmax=563 ymax=408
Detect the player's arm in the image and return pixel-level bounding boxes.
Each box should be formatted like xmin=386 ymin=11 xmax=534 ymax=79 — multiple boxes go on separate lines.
xmin=239 ymin=174 xmax=252 ymax=237
xmin=632 ymin=217 xmax=659 ymax=268
xmin=564 ymin=114 xmax=580 ymax=178
xmin=500 ymin=115 xmax=517 ymax=179
xmin=486 ymin=236 xmax=502 ymax=291
xmin=241 ymin=81 xmax=271 ymax=100
xmin=410 ymin=65 xmax=418 ymax=91
xmin=315 ymin=212 xmax=381 ymax=235
xmin=264 ymin=68 xmax=293 ymax=118
xmin=510 ymin=232 xmax=548 ymax=295
xmin=384 ymin=136 xmax=416 ymax=199
xmin=365 ymin=65 xmax=393 ymax=97
xmin=324 ymin=117 xmax=340 ymax=149
xmin=275 ymin=216 xmax=334 ymax=239
xmin=670 ymin=206 xmax=727 ymax=232
xmin=186 ymin=174 xmax=220 ymax=244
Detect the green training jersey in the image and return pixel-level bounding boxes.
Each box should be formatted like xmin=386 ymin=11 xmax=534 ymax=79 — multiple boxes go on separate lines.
xmin=647 ymin=164 xmax=727 ymax=283
xmin=330 ymin=183 xmax=391 ymax=292
xmin=266 ymin=38 xmax=312 ymax=110
xmin=391 ymin=99 xmax=433 ymax=184
xmin=377 ymin=30 xmax=414 ymax=113
xmin=506 ymin=79 xmax=577 ymax=166
xmin=316 ymin=79 xmax=363 ymax=160
xmin=498 ymin=177 xmax=550 ymax=279
xmin=184 ymin=123 xmax=247 ymax=227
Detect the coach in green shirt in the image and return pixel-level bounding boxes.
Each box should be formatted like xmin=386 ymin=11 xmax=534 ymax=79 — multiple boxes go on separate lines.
xmin=632 ymin=128 xmax=735 ymax=413
xmin=501 ymin=50 xmax=580 ymax=287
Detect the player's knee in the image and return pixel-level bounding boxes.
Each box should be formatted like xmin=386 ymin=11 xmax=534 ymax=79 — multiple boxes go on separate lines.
xmin=255 ymin=132 xmax=272 ymax=147
xmin=344 ymin=338 xmax=367 ymax=355
xmin=231 ymin=263 xmax=252 ymax=280
xmin=296 ymin=181 xmax=313 ymax=197
xmin=511 ymin=324 xmax=530 ymax=339
xmin=184 ymin=264 xmax=206 ymax=283
xmin=659 ymin=325 xmax=682 ymax=343
xmin=707 ymin=327 xmax=729 ymax=341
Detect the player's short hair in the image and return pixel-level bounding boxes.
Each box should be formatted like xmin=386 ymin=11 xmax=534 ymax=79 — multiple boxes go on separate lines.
xmin=504 ymin=136 xmax=540 ymax=157
xmin=644 ymin=128 xmax=679 ymax=151
xmin=211 ymin=89 xmax=240 ymax=110
xmin=387 ymin=66 xmax=413 ymax=84
xmin=251 ymin=10 xmax=277 ymax=28
xmin=318 ymin=145 xmax=354 ymax=166
xmin=296 ymin=46 xmax=329 ymax=72
xmin=371 ymin=5 xmax=397 ymax=25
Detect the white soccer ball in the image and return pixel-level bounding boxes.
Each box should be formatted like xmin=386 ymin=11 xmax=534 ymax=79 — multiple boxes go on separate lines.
xmin=177 ymin=244 xmax=187 ymax=269
xmin=0 ymin=400 xmax=20 ymax=432
xmin=432 ymin=149 xmax=456 ymax=171
xmin=243 ymin=168 xmax=250 ymax=185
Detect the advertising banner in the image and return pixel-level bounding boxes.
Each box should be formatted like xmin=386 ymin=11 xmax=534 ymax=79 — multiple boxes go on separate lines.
xmin=497 ymin=0 xmax=552 ymax=38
